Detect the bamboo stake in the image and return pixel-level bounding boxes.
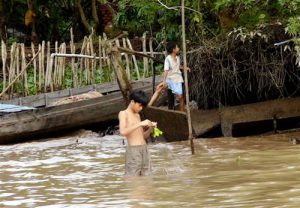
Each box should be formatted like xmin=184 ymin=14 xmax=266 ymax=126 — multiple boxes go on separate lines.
xmin=89 ymin=34 xmax=96 ymax=84
xmin=86 ymin=39 xmax=90 ymax=84
xmin=142 ymin=32 xmax=149 ymax=78
xmin=38 ymin=43 xmax=42 ymax=91
xmin=80 ymin=37 xmax=87 ymax=85
xmin=98 ymin=36 xmax=103 ymax=82
xmin=21 ymin=43 xmax=28 ymax=96
xmin=54 ymin=41 xmax=58 ymax=88
xmin=58 ymin=44 xmax=64 ymax=87
xmin=122 ymin=38 xmax=131 ymax=79
xmin=181 ymin=0 xmax=195 ymax=154
xmin=62 ymin=43 xmax=66 ymax=86
xmin=41 ymin=41 xmax=45 ymax=90
xmin=126 ymin=38 xmax=140 ymax=80
xmin=0 ymin=49 xmax=41 ymax=97
xmin=31 ymin=42 xmax=37 ymax=89
xmin=70 ymin=28 xmax=77 ymax=87
xmin=1 ymin=40 xmax=7 ymax=93
xmin=45 ymin=41 xmax=52 ymax=92
xmin=103 ymin=33 xmax=113 ymax=81
xmin=16 ymin=44 xmax=20 ymax=78
xmin=9 ymin=43 xmax=17 ymax=97
xmin=149 ymin=37 xmax=154 ymax=82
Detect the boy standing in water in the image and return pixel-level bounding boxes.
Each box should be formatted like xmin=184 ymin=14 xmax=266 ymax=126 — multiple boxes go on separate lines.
xmin=119 ymin=89 xmax=161 ymax=176
xmin=163 ymin=41 xmax=190 ymax=112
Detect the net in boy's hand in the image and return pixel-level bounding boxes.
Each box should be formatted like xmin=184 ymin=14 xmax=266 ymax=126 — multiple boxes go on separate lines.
xmin=153 ymin=127 xmax=163 ymax=138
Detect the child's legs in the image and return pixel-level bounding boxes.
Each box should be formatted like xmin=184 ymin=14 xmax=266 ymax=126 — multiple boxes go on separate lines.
xmin=141 ymin=145 xmax=151 ymax=176
xmin=125 ymin=146 xmax=143 ymax=176
xmin=178 ymin=94 xmax=185 ymax=112
xmin=166 ymin=79 xmax=184 ymax=111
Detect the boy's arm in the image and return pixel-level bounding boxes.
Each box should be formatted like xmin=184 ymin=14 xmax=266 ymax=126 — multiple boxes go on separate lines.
xmin=180 ymin=65 xmax=191 ymax=71
xmin=163 ymin=70 xmax=169 ymax=83
xmin=143 ymin=126 xmax=154 ymax=139
xmin=148 ymin=82 xmax=167 ymax=106
xmin=118 ymin=111 xmax=153 ymax=136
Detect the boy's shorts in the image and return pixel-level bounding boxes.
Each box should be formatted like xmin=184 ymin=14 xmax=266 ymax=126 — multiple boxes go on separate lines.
xmin=166 ymin=79 xmax=183 ymax=95
xmin=125 ymin=144 xmax=151 ymax=176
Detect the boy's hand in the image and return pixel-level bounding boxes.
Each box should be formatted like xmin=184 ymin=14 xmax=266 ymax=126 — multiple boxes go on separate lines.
xmin=156 ymin=82 xmax=167 ymax=92
xmin=181 ymin=66 xmax=191 ymax=72
xmin=140 ymin=119 xmax=157 ymax=127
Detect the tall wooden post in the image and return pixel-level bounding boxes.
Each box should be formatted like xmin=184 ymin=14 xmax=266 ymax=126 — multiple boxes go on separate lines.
xmin=109 ymin=46 xmax=132 ymax=104
xmin=181 ymin=0 xmax=195 ymax=154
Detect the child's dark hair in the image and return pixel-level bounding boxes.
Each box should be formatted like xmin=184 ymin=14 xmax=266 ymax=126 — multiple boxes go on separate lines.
xmin=166 ymin=41 xmax=177 ymax=54
xmin=129 ymin=89 xmax=149 ymax=107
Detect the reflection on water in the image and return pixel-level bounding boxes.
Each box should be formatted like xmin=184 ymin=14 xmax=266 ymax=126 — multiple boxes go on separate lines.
xmin=1 ymin=130 xmax=300 ymax=207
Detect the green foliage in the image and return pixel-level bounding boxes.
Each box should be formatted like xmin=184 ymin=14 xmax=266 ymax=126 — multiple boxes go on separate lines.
xmin=286 ymin=17 xmax=300 ymax=37
xmin=214 ymin=0 xmax=256 ymax=11
xmin=114 ymin=0 xmax=202 ymax=42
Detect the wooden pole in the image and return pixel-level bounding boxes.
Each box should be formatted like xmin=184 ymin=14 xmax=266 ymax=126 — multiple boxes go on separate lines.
xmin=142 ymin=32 xmax=148 ymax=78
xmin=122 ymin=38 xmax=131 ymax=79
xmin=181 ymin=0 xmax=195 ymax=154
xmin=1 ymin=40 xmax=7 ymax=93
xmin=31 ymin=43 xmax=37 ymax=89
xmin=126 ymin=38 xmax=140 ymax=80
xmin=109 ymin=46 xmax=132 ymax=104
xmin=0 ymin=49 xmax=41 ymax=97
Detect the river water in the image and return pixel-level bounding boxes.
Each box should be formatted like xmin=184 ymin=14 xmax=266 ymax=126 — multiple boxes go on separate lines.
xmin=1 ymin=129 xmax=300 ymax=207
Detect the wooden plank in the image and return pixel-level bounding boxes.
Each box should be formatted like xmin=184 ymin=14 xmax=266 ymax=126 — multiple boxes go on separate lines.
xmin=220 ymin=97 xmax=300 ymax=136
xmin=144 ymin=106 xmax=189 ymax=142
xmin=191 ymin=109 xmax=220 ymax=136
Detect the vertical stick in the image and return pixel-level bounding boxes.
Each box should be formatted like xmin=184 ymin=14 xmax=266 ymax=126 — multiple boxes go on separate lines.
xmin=142 ymin=32 xmax=148 ymax=78
xmin=122 ymin=38 xmax=131 ymax=79
xmin=89 ymin=35 xmax=96 ymax=84
xmin=41 ymin=41 xmax=45 ymax=91
xmin=31 ymin=42 xmax=37 ymax=89
xmin=62 ymin=43 xmax=66 ymax=86
xmin=98 ymin=36 xmax=103 ymax=82
xmin=86 ymin=40 xmax=90 ymax=84
xmin=126 ymin=38 xmax=140 ymax=80
xmin=103 ymin=33 xmax=113 ymax=81
xmin=79 ymin=37 xmax=87 ymax=85
xmin=21 ymin=43 xmax=28 ymax=96
xmin=70 ymin=28 xmax=77 ymax=87
xmin=9 ymin=44 xmax=15 ymax=97
xmin=44 ymin=45 xmax=49 ymax=91
xmin=48 ymin=41 xmax=53 ymax=91
xmin=149 ymin=37 xmax=154 ymax=87
xmin=181 ymin=0 xmax=195 ymax=154
xmin=54 ymin=41 xmax=58 ymax=88
xmin=1 ymin=40 xmax=7 ymax=93
xmin=38 ymin=43 xmax=42 ymax=91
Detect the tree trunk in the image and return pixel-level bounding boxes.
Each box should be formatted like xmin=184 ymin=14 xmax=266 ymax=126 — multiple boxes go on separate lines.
xmin=0 ymin=0 xmax=7 ymax=42
xmin=92 ymin=0 xmax=99 ymax=25
xmin=76 ymin=0 xmax=92 ymax=34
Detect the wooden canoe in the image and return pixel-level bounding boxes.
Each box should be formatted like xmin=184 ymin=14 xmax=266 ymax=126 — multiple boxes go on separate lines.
xmin=0 ymin=77 xmax=159 ymax=144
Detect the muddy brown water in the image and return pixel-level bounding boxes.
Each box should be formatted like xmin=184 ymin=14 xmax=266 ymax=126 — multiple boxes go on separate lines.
xmin=1 ymin=130 xmax=300 ymax=207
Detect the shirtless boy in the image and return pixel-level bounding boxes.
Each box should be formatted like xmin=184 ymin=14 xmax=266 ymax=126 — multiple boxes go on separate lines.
xmin=118 ymin=85 xmax=164 ymax=176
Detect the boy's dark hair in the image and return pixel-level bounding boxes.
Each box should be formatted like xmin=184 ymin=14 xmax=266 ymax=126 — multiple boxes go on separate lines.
xmin=129 ymin=89 xmax=149 ymax=107
xmin=166 ymin=41 xmax=177 ymax=54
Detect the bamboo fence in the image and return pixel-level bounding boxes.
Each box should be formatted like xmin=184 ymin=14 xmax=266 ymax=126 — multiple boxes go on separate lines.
xmin=0 ymin=31 xmax=164 ymax=100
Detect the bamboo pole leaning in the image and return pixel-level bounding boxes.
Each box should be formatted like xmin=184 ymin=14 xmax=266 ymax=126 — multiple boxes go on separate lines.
xmin=0 ymin=49 xmax=41 ymax=98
